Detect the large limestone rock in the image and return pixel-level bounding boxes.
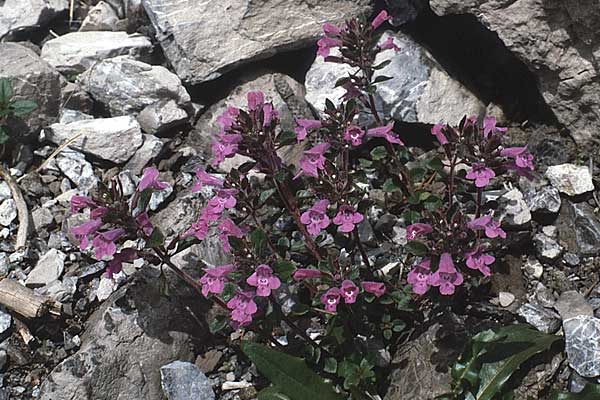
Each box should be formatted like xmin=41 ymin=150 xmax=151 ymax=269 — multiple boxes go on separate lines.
xmin=0 ymin=43 xmax=61 ymax=137
xmin=141 ymin=0 xmax=372 ymax=83
xmin=428 ymin=0 xmax=600 ymax=144
xmin=0 ymin=0 xmax=68 ymax=40
xmin=38 ymin=269 xmax=206 ymax=400
xmin=41 ymin=32 xmax=152 ymax=75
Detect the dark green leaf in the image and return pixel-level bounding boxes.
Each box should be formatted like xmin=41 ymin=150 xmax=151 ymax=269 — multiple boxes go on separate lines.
xmin=550 ymin=384 xmax=600 ymax=400
xmin=410 ymin=167 xmax=427 ymax=181
xmin=209 ymin=314 xmax=229 ymax=334
xmin=10 ymin=99 xmax=37 ymax=116
xmin=370 ymin=146 xmax=387 ymax=161
xmin=249 ymin=229 xmax=268 ymax=256
xmin=258 ymin=387 xmax=293 ymax=400
xmin=228 ymin=236 xmax=245 ymax=251
xmin=272 ymin=259 xmax=296 ymax=281
xmin=382 ymin=178 xmax=400 ymax=193
xmin=427 ymin=156 xmax=444 ymax=172
xmin=137 ymin=189 xmax=152 ymax=211
xmin=147 ymin=228 xmax=165 ymax=248
xmin=404 ymin=241 xmax=429 ymax=256
xmin=278 ymin=130 xmax=297 ymax=146
xmin=372 ymin=75 xmax=393 ymax=84
xmin=0 ymin=126 xmax=8 ymax=145
xmin=238 ymin=161 xmax=257 ymax=174
xmin=242 ymin=342 xmax=344 ymax=400
xmin=325 ymin=99 xmax=336 ymax=112
xmin=260 ymin=188 xmax=277 ymax=204
xmin=324 ymin=357 xmax=338 ymax=374
xmin=334 ymin=76 xmax=351 ymax=88
xmin=0 ymin=79 xmax=13 ymax=104
xmin=372 ymin=60 xmax=391 ymax=70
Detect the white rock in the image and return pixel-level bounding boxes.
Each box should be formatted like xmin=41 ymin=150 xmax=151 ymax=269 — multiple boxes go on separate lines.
xmin=137 ymin=99 xmax=189 ymax=135
xmin=534 ymin=232 xmax=562 ymax=261
xmin=124 ymin=134 xmax=164 ymax=175
xmin=0 ymin=0 xmax=68 ymax=39
xmin=95 ymin=276 xmax=118 ymax=301
xmin=79 ymin=1 xmax=119 ymax=31
xmin=523 ymin=257 xmax=543 ymax=279
xmin=0 ymin=182 xmax=10 ymax=201
xmin=32 ymin=207 xmax=54 ymax=229
xmin=26 ymin=249 xmax=66 ymax=287
xmin=497 ymin=188 xmax=531 ymax=227
xmin=56 ymin=148 xmax=98 ymax=193
xmin=546 ymin=164 xmax=594 ymax=196
xmin=499 ymin=291 xmax=515 ymax=307
xmin=0 ymin=307 xmax=11 ymax=334
xmin=0 ymin=199 xmax=17 ymax=227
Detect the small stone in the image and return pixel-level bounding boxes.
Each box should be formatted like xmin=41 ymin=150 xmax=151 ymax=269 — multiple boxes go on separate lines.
xmin=525 ymin=185 xmax=561 ymax=214
xmin=95 ymin=275 xmax=119 ymax=301
xmin=0 ymin=183 xmax=10 ymax=201
xmin=534 ymin=233 xmax=562 ymax=261
xmin=546 ymin=164 xmax=594 ymax=196
xmin=137 ymin=99 xmax=189 ymax=135
xmin=160 ymin=360 xmax=215 ymax=400
xmin=221 ymin=381 xmax=253 ymax=391
xmin=35 ymin=277 xmax=78 ymax=303
xmin=0 ymin=200 xmax=16 ymax=226
xmin=563 ymin=315 xmax=600 ymax=377
xmin=542 ymin=225 xmax=557 ymax=237
xmin=497 ymin=188 xmax=531 ymax=227
xmin=195 ymin=350 xmax=222 ymax=374
xmin=124 ymin=134 xmax=164 ymax=175
xmin=560 ymin=202 xmax=600 ymax=256
xmin=32 ymin=207 xmax=54 ymax=229
xmin=555 ymin=291 xmax=594 ymax=320
xmin=149 ymin=185 xmax=173 ymax=211
xmin=498 ymin=291 xmax=515 ymax=307
xmin=564 ymin=253 xmax=580 ymax=267
xmin=391 ymin=224 xmax=408 ymax=246
xmin=26 ymin=249 xmax=66 ymax=287
xmin=79 ymin=1 xmax=119 ymax=31
xmin=0 ymin=307 xmax=11 ymax=334
xmin=55 ymin=148 xmax=98 ymax=193
xmin=568 ymin=371 xmax=588 ymax=393
xmin=225 ymin=372 xmax=236 ymax=381
xmin=517 ymin=303 xmax=560 ymax=334
xmin=358 ymin=220 xmax=376 ymax=246
xmin=523 ymin=257 xmax=543 ymax=279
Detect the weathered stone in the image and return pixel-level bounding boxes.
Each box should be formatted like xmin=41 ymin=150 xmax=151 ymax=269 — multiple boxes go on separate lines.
xmin=534 ymin=232 xmax=561 ymax=262
xmin=428 ymin=0 xmax=600 ymax=144
xmin=497 ymin=188 xmax=531 ymax=227
xmin=56 ymin=148 xmax=98 ymax=194
xmin=41 ymin=32 xmax=152 ymax=75
xmin=525 ymin=185 xmax=561 ymax=214
xmin=38 ymin=268 xmax=204 ymax=400
xmin=557 ymin=202 xmax=600 ymax=256
xmin=555 ymin=290 xmax=594 ymax=321
xmin=45 ymin=116 xmax=143 ymax=164
xmin=0 ymin=307 xmax=11 ymax=334
xmin=563 ymin=316 xmax=600 ymax=377
xmin=32 ymin=207 xmax=54 ymax=230
xmin=80 ymin=1 xmax=120 ymax=31
xmin=35 ymin=277 xmax=78 ymax=303
xmin=160 ymin=361 xmax=215 ymax=400
xmin=0 ymin=43 xmax=61 ymax=136
xmin=142 ymin=0 xmax=371 ymax=83
xmin=125 ymin=134 xmax=165 ymax=175
xmin=517 ymin=303 xmax=560 ymax=334
xmin=385 ymin=0 xmax=426 ymax=25
xmin=498 ymin=291 xmax=515 ymax=307
xmin=0 ymin=200 xmax=17 ymax=227
xmin=546 ymin=164 xmax=594 ymax=196
xmin=523 ymin=257 xmax=543 ymax=279
xmin=78 ymin=56 xmax=191 ymax=117
xmin=26 ymin=249 xmax=66 ymax=288
xmin=0 ymin=0 xmax=68 ymax=39
xmin=137 ymin=99 xmax=189 ymax=135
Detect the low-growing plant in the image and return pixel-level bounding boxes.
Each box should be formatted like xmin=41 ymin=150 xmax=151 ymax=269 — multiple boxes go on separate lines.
xmin=0 ymin=78 xmax=37 ymax=147
xmin=68 ymin=9 xmax=537 ymax=398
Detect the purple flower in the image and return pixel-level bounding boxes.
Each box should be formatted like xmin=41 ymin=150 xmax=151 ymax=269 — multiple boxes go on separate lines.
xmin=465 ymin=248 xmax=495 ymax=276
xmin=295 ymin=119 xmax=322 ymax=142
xmin=406 ymin=223 xmax=432 ymax=241
xmin=227 ymin=291 xmax=258 ymax=327
xmin=367 ymin=123 xmax=404 ymax=145
xmin=138 ymin=167 xmax=168 ymax=192
xmin=192 ymin=168 xmax=224 ymax=192
xmin=407 ymin=258 xmax=432 ymax=295
xmin=323 ymin=22 xmax=342 ymax=36
xmin=247 ymin=264 xmax=281 ymax=297
xmin=184 ymin=215 xmax=210 ymax=241
xmin=343 ymin=125 xmax=365 ymax=147
xmin=92 ymin=228 xmax=125 ymax=260
xmin=212 ymin=133 xmax=242 ymax=167
xmin=247 ymin=91 xmax=265 ymax=111
xmin=106 ymin=248 xmax=137 ymax=279
xmin=207 ymin=188 xmax=238 ymax=216
xmin=200 ymin=264 xmax=235 ymax=297
xmin=300 ymin=199 xmax=330 ymax=236
xmin=431 ymin=123 xmax=448 ymax=145
xmin=218 ymin=218 xmax=245 ymax=252
xmin=361 ymin=281 xmax=386 ymax=297
xmin=483 ymin=116 xmax=507 ymax=139
xmin=296 ymin=142 xmax=330 ymax=178
xmin=293 ymin=269 xmax=322 ymax=281
xmin=317 ymin=37 xmax=342 ymax=58
xmin=428 ymin=253 xmax=463 ymax=295
xmin=468 ymin=215 xmax=506 ymax=239
xmin=262 ymin=103 xmax=278 ymax=127
xmin=90 ymin=206 xmax=109 ymax=220
xmin=72 ymin=219 xmax=103 ymax=250
xmin=378 ymin=36 xmax=400 ymax=52
xmin=371 ymin=10 xmax=390 ymax=29
xmin=333 ymin=205 xmax=364 ymax=233
xmin=217 ymin=107 xmax=240 ymax=129
xmin=466 ymin=163 xmax=496 ymax=188
xmin=136 ymin=212 xmax=154 ymax=236
xmin=70 ymin=195 xmax=96 ymax=213
xmin=320 ymin=287 xmax=342 ymax=312
xmin=341 ymin=82 xmax=361 ymax=101
xmin=340 ymin=280 xmax=359 ymax=304
xmin=501 ymin=146 xmax=534 ymax=176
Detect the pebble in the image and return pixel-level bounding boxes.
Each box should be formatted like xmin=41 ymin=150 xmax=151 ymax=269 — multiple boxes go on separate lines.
xmin=523 ymin=257 xmax=543 ymax=279
xmin=0 ymin=308 xmax=11 ymax=334
xmin=221 ymin=381 xmax=253 ymax=391
xmin=160 ymin=360 xmax=215 ymax=400
xmin=0 ymin=200 xmax=16 ymax=227
xmin=25 ymin=249 xmax=66 ymax=287
xmin=498 ymin=291 xmax=515 ymax=307
xmin=546 ymin=164 xmax=594 ymax=196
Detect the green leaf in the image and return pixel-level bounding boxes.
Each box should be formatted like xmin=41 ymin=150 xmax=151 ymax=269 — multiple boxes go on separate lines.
xmin=404 ymin=241 xmax=429 ymax=256
xmin=260 ymin=188 xmax=277 ymax=204
xmin=147 ymin=228 xmax=165 ymax=248
xmin=410 ymin=167 xmax=427 ymax=181
xmin=0 ymin=79 xmax=13 ymax=104
xmin=550 ymin=384 xmax=600 ymax=400
xmin=382 ymin=178 xmax=400 ymax=193
xmin=372 ymin=75 xmax=393 ymax=84
xmin=242 ymin=342 xmax=344 ymax=400
xmin=334 ymin=76 xmax=351 ymax=88
xmin=370 ymin=146 xmax=387 ymax=161
xmin=372 ymin=60 xmax=391 ymax=70
xmin=209 ymin=314 xmax=229 ymax=334
xmin=324 ymin=357 xmax=338 ymax=374
xmin=228 ymin=236 xmax=245 ymax=251
xmin=0 ymin=126 xmax=8 ymax=145
xmin=258 ymin=387 xmax=293 ymax=400
xmin=272 ymin=259 xmax=297 ymax=281
xmin=278 ymin=130 xmax=297 ymax=146
xmin=10 ymin=99 xmax=37 ymax=116
xmin=249 ymin=229 xmax=268 ymax=257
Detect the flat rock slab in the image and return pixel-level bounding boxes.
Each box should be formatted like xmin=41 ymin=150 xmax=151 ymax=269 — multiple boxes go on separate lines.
xmin=26 ymin=249 xmax=66 ymax=288
xmin=160 ymin=361 xmax=215 ymax=400
xmin=142 ymin=0 xmax=372 ymax=83
xmin=564 ymin=316 xmax=600 ymax=377
xmin=0 ymin=0 xmax=68 ymax=39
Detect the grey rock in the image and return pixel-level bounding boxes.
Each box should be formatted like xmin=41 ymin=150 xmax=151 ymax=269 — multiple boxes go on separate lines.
xmin=564 ymin=253 xmax=580 ymax=267
xmin=546 ymin=164 xmax=594 ymax=196
xmin=26 ymin=249 xmax=66 ymax=288
xmin=56 ymin=149 xmax=98 ymax=194
xmin=563 ymin=316 xmax=600 ymax=377
xmin=35 ymin=277 xmax=78 ymax=303
xmin=385 ymin=0 xmax=426 ymax=25
xmin=149 ymin=185 xmax=173 ymax=211
xmin=497 ymin=188 xmax=531 ymax=227
xmin=137 ymin=99 xmax=189 ymax=135
xmin=142 ymin=0 xmax=372 ymax=83
xmin=59 ymin=109 xmax=94 ymax=124
xmin=38 ymin=268 xmax=202 ymax=400
xmin=558 ymin=202 xmax=600 ymax=256
xmin=0 ymin=0 xmax=68 ymax=39
xmin=78 ymin=56 xmax=191 ymax=117
xmin=0 ymin=349 xmax=7 ymax=371
xmin=0 ymin=43 xmax=61 ymax=136
xmin=525 ymin=185 xmax=561 ymax=214
xmin=0 ymin=307 xmax=11 ymax=334
xmin=0 ymin=200 xmax=17 ymax=227
xmin=518 ymin=303 xmax=560 ymax=334
xmin=428 ymin=0 xmax=600 ymax=145
xmin=358 ymin=220 xmax=376 ymax=246
xmin=160 ymin=360 xmax=215 ymax=400
xmin=498 ymin=291 xmax=515 ymax=307
xmin=0 ymin=183 xmax=10 ymax=202
xmin=41 ymin=32 xmax=152 ymax=75
xmin=555 ymin=290 xmax=594 ymax=320
xmin=534 ymin=232 xmax=562 ymax=262
xmin=45 ymin=116 xmax=143 ymax=164
xmin=523 ymin=257 xmax=543 ymax=279
xmin=32 ymin=207 xmax=54 ymax=230
xmin=60 ymin=83 xmax=94 ymax=114
xmin=80 ymin=1 xmax=120 ymax=31
xmin=569 ymin=371 xmax=588 ymax=393
xmin=125 ymin=134 xmax=165 ymax=175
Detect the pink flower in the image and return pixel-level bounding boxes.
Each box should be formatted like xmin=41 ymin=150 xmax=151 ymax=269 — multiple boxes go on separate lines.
xmin=428 ymin=253 xmax=463 ymax=295
xmin=295 ymin=119 xmax=322 ymax=142
xmin=343 ymin=125 xmax=365 ymax=147
xmin=406 ymin=223 xmax=432 ymax=241
xmin=407 ymin=258 xmax=432 ymax=295
xmin=200 ymin=264 xmax=235 ymax=297
xmin=227 ymin=291 xmax=258 ymax=327
xmin=72 ymin=219 xmax=103 ymax=250
xmin=217 ymin=107 xmax=240 ymax=129
xmin=70 ymin=195 xmax=96 ymax=213
xmin=431 ymin=123 xmax=448 ymax=145
xmin=362 ymin=281 xmax=386 ymax=297
xmin=341 ymin=82 xmax=361 ymax=101
xmin=218 ymin=218 xmax=245 ymax=252
xmin=340 ymin=280 xmax=359 ymax=304
xmin=317 ymin=37 xmax=342 ymax=58
xmin=378 ymin=36 xmax=400 ymax=52
xmin=468 ymin=215 xmax=506 ymax=239
xmin=207 ymin=188 xmax=238 ymax=216
xmin=212 ymin=133 xmax=242 ymax=167
xmin=333 ymin=205 xmax=364 ymax=233
xmin=184 ymin=213 xmax=210 ymax=241
xmin=465 ymin=248 xmax=495 ymax=276
xmin=92 ymin=228 xmax=124 ymax=260
xmin=367 ymin=123 xmax=404 ymax=145
xmin=136 ymin=212 xmax=154 ymax=236
xmin=483 ymin=116 xmax=507 ymax=139
xmin=106 ymin=248 xmax=137 ymax=279
xmin=138 ymin=167 xmax=168 ymax=192
xmin=293 ymin=269 xmax=322 ymax=281
xmin=262 ymin=103 xmax=278 ymax=127
xmin=247 ymin=264 xmax=281 ymax=297
xmin=247 ymin=91 xmax=265 ymax=111
xmin=320 ymin=288 xmax=342 ymax=312
xmin=192 ymin=168 xmax=224 ymax=192
xmin=501 ymin=146 xmax=534 ymax=176
xmin=323 ymin=22 xmax=342 ymax=36
xmin=300 ymin=199 xmax=330 ymax=236
xmin=371 ymin=10 xmax=390 ymax=29
xmin=466 ymin=163 xmax=496 ymax=188
xmin=90 ymin=206 xmax=109 ymax=220
xmin=296 ymin=143 xmax=330 ymax=178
